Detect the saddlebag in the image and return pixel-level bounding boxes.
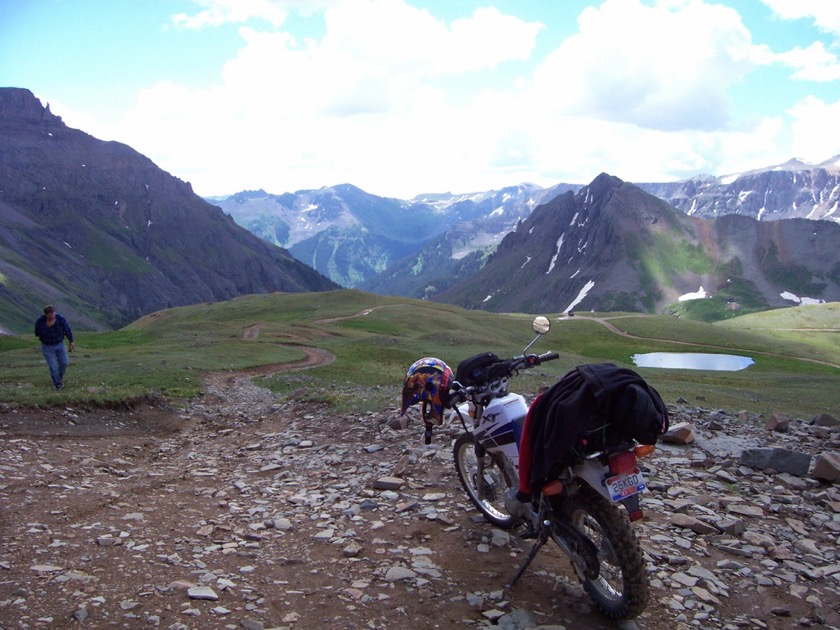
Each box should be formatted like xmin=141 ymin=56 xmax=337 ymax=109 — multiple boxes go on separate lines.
xmin=526 ymin=363 xmax=669 ymax=486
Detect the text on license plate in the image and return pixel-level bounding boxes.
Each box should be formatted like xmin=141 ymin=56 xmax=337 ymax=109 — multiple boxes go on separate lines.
xmin=606 ymin=468 xmax=646 ymax=502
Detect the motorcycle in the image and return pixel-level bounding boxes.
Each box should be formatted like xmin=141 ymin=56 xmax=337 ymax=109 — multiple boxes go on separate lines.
xmin=445 ymin=315 xmax=653 ymax=621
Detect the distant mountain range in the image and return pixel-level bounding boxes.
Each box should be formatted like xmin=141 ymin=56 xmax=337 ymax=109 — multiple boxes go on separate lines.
xmin=436 ymin=173 xmax=840 ymax=316
xmin=637 ymin=156 xmax=840 ymax=222
xmin=214 ymin=183 xmax=575 ymax=288
xmin=0 ymin=88 xmax=337 ymax=334
xmin=215 ymin=154 xmax=840 ymax=315
xmin=2 ymin=85 xmax=838 ymax=333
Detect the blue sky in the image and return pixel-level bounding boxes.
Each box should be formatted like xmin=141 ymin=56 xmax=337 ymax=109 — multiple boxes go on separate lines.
xmin=2 ymin=0 xmax=839 ymax=198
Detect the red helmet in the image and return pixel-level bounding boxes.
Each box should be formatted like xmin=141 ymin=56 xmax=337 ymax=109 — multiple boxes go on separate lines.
xmin=400 ymin=357 xmax=452 ymax=425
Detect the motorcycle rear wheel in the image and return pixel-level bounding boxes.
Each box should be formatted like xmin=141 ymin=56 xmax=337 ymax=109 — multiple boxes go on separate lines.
xmin=554 ymin=486 xmax=649 ymax=620
xmin=453 ymin=432 xmax=517 ymax=528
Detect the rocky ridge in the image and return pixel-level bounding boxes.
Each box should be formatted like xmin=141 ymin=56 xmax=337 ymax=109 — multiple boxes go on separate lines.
xmin=0 ymin=373 xmax=838 ymax=630
xmin=0 ymin=87 xmax=338 ymax=334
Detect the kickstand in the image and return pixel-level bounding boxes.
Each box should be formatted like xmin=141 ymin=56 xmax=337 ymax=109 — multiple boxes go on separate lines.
xmin=507 ymin=530 xmax=548 ymax=589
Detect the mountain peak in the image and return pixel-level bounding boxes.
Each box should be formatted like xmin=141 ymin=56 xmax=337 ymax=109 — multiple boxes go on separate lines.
xmin=773 ymin=157 xmax=810 ymax=171
xmin=0 ymin=87 xmax=337 ymax=333
xmin=436 ymin=173 xmax=840 ymax=316
xmin=0 ymin=87 xmax=63 ymax=126
xmin=818 ymin=154 xmax=840 ymax=171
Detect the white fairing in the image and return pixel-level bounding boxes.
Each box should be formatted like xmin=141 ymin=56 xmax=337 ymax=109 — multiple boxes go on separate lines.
xmin=475 ymin=393 xmax=528 ymax=473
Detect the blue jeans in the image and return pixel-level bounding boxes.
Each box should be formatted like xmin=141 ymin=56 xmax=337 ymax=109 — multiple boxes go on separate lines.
xmin=41 ymin=342 xmax=69 ymax=386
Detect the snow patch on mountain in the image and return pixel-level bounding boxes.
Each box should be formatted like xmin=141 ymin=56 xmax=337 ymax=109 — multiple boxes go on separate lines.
xmin=564 ymin=279 xmax=595 ymax=313
xmin=546 ymin=234 xmax=565 ymax=274
xmin=679 ymin=287 xmax=707 ymax=301
xmin=780 ymin=291 xmax=825 ymax=305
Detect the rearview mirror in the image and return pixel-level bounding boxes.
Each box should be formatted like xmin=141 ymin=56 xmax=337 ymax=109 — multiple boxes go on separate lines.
xmin=532 ymin=316 xmax=550 ymax=335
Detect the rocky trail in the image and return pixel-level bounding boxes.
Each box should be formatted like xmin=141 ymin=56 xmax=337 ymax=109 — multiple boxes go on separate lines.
xmin=0 ymin=357 xmax=838 ymax=630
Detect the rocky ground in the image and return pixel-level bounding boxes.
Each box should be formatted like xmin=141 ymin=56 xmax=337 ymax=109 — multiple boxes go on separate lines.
xmin=0 ymin=365 xmax=838 ymax=630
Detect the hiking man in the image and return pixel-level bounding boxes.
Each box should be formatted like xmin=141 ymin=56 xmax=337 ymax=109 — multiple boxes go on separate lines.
xmin=34 ymin=305 xmax=74 ymax=390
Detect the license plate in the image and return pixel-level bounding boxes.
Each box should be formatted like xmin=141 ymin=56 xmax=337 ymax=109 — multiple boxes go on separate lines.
xmin=606 ymin=467 xmax=646 ymax=502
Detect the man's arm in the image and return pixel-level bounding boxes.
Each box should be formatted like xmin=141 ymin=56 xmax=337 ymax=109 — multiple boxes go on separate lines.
xmin=60 ymin=316 xmax=75 ymax=349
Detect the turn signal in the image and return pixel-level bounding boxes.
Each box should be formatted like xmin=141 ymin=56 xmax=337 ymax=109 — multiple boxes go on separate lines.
xmin=543 ymin=479 xmax=564 ymax=496
xmin=634 ymin=444 xmax=656 ymax=459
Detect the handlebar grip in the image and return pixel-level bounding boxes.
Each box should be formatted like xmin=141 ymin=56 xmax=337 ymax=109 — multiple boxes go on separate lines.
xmin=539 ymin=352 xmax=560 ymax=362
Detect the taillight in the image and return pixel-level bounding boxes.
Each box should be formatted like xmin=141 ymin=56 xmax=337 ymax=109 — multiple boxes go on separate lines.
xmin=634 ymin=444 xmax=656 ymax=458
xmin=609 ymin=450 xmax=637 ymax=476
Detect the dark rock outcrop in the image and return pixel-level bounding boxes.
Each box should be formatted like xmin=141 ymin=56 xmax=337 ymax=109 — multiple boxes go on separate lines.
xmin=0 ymin=88 xmax=338 ymax=332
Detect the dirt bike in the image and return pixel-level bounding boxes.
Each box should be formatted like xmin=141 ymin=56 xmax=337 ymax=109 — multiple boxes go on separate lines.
xmin=446 ymin=316 xmax=652 ymax=621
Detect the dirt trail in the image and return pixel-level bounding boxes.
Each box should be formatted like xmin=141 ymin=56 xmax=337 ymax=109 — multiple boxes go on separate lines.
xmin=204 ymin=346 xmax=336 ymax=390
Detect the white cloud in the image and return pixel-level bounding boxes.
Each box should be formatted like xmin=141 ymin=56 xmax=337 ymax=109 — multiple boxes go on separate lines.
xmin=74 ymin=0 xmax=837 ymax=198
xmin=111 ymin=0 xmax=545 ymax=196
xmin=529 ymin=0 xmax=756 ymax=132
xmin=759 ymin=0 xmax=840 ymax=36
xmin=173 ymin=0 xmax=293 ymax=29
xmin=502 ymin=0 xmax=837 ymax=185
xmin=788 ymin=95 xmax=840 ymax=161
xmin=320 ymin=2 xmax=541 ymax=75
xmin=774 ymin=42 xmax=840 ymax=81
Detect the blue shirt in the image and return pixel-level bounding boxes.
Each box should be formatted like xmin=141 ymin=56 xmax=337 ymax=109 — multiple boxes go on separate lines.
xmin=35 ymin=313 xmax=74 ymax=346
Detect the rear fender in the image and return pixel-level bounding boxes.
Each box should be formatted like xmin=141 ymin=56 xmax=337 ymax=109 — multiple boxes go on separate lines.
xmin=572 ymin=459 xmax=612 ymax=501
xmin=572 ymin=459 xmax=644 ymax=521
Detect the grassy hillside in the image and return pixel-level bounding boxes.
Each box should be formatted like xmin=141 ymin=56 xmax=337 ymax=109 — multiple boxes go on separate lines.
xmin=0 ymin=290 xmax=837 ymax=419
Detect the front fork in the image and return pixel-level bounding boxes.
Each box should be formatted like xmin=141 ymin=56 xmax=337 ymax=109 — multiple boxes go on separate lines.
xmin=472 ymin=438 xmax=519 ymax=503
xmin=458 ymin=405 xmax=493 ymax=502
xmin=474 ymin=440 xmax=488 ymax=500
xmin=457 ymin=404 xmax=519 ymax=504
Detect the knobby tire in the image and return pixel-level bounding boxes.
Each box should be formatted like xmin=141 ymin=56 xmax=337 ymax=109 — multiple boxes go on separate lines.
xmin=555 ymin=485 xmax=649 ymax=620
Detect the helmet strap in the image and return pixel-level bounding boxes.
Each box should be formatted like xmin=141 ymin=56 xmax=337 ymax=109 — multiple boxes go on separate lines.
xmin=423 ymin=421 xmax=434 ymax=445
xmin=421 ymin=402 xmax=434 ymax=444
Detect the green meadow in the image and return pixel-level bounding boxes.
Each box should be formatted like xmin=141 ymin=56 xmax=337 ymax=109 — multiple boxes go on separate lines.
xmin=1 ymin=290 xmax=837 ymax=419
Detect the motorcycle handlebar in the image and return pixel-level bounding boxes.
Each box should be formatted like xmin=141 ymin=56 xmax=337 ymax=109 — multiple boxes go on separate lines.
xmin=448 ymin=350 xmax=560 ymax=400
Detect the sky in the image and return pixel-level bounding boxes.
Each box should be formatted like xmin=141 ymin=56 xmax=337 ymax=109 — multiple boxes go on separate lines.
xmin=2 ymin=0 xmax=839 ymax=199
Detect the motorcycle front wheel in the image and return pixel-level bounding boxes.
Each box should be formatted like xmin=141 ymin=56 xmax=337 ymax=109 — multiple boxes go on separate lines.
xmin=453 ymin=432 xmax=517 ymax=528
xmin=554 ymin=486 xmax=649 ymax=620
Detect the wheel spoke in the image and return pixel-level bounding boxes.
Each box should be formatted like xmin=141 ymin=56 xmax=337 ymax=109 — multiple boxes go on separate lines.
xmin=453 ymin=433 xmax=515 ymax=528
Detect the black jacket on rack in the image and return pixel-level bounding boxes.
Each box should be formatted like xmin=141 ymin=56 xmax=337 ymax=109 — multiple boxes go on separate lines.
xmin=525 ymin=363 xmax=668 ymax=491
